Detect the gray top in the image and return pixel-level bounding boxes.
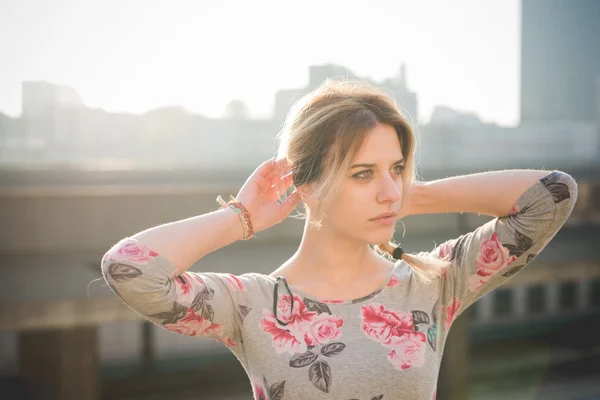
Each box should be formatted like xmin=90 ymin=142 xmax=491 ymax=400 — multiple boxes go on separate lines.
xmin=101 ymin=171 xmax=577 ymax=400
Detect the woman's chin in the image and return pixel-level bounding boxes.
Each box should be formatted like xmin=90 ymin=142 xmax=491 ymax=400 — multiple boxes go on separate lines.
xmin=364 ymin=230 xmax=395 ymax=246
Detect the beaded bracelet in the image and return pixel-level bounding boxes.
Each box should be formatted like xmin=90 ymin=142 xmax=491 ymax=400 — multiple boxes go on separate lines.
xmin=216 ymin=195 xmax=255 ymax=240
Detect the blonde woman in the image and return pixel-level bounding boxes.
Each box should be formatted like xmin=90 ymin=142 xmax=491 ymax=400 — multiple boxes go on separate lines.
xmin=101 ymin=80 xmax=578 ymax=399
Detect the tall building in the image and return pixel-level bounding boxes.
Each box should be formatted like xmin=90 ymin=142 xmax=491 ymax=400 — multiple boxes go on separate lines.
xmin=520 ymin=0 xmax=600 ymax=123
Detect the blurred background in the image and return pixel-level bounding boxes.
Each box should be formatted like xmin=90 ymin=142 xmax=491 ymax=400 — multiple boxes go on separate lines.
xmin=0 ymin=0 xmax=599 ymax=399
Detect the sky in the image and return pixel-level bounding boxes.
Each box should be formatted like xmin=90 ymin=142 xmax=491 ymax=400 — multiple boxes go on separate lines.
xmin=0 ymin=0 xmax=520 ymax=126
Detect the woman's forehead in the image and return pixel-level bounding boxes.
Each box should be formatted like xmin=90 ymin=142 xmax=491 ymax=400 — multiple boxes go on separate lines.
xmin=352 ymin=125 xmax=404 ymax=163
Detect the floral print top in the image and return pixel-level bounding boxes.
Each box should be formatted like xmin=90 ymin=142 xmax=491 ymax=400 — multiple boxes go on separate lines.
xmin=101 ymin=171 xmax=577 ymax=400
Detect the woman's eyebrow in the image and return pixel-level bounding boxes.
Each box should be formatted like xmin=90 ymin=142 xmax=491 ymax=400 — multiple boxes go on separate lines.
xmin=351 ymin=158 xmax=405 ymax=169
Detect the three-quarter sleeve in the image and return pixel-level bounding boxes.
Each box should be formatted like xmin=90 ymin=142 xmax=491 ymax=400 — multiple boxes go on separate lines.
xmin=430 ymin=171 xmax=578 ymax=332
xmin=100 ymin=237 xmax=254 ymax=352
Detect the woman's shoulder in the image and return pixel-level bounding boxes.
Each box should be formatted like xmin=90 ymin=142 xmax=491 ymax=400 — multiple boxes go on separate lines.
xmin=223 ymin=271 xmax=277 ymax=296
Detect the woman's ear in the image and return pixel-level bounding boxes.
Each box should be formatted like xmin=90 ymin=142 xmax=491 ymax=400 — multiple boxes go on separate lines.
xmin=297 ymin=182 xmax=322 ymax=212
xmin=295 ymin=182 xmax=314 ymax=202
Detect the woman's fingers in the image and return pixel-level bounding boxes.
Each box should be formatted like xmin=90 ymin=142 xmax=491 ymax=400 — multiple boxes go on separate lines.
xmin=254 ymin=158 xmax=277 ymax=179
xmin=267 ymin=159 xmax=290 ymax=182
xmin=278 ymin=172 xmax=295 ymax=191
xmin=277 ymin=190 xmax=301 ymax=218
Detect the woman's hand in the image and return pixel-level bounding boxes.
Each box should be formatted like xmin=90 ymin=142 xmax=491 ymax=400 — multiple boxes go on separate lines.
xmin=234 ymin=158 xmax=301 ymax=233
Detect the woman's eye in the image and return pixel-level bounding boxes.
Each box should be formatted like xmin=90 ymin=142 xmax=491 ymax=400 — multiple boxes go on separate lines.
xmin=354 ymin=170 xmax=373 ymax=179
xmin=393 ymin=165 xmax=405 ymax=174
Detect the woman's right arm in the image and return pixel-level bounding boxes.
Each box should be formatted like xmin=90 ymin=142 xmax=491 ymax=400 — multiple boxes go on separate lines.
xmin=127 ymin=157 xmax=300 ymax=275
xmin=130 ymin=207 xmax=245 ymax=275
xmin=100 ymin=158 xmax=300 ymax=344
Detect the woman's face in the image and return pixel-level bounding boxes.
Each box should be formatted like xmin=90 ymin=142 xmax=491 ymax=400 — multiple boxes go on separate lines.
xmin=306 ymin=122 xmax=406 ymax=244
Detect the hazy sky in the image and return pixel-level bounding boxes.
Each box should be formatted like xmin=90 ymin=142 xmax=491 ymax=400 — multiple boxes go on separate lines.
xmin=0 ymin=0 xmax=520 ymax=125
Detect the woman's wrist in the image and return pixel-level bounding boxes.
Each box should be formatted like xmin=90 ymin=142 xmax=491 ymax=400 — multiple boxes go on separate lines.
xmin=219 ymin=206 xmax=247 ymax=241
xmin=402 ymin=181 xmax=430 ymax=217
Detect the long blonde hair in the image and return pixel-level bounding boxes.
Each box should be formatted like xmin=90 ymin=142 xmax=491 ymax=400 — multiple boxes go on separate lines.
xmin=276 ymin=79 xmax=449 ymax=283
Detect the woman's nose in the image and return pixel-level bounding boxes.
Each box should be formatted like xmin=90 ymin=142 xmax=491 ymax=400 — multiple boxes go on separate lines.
xmin=376 ymin=175 xmax=402 ymax=204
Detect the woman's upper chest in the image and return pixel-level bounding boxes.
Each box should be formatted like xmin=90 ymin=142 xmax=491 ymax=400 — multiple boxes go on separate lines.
xmin=240 ymin=289 xmax=442 ymax=397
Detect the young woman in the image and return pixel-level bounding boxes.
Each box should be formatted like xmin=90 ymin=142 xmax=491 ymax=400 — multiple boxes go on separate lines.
xmin=101 ymin=80 xmax=578 ymax=399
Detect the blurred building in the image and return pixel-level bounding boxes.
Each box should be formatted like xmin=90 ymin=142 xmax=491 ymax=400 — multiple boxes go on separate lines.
xmin=429 ymin=105 xmax=483 ymax=126
xmin=520 ymin=0 xmax=600 ymax=123
xmin=274 ymin=63 xmax=419 ymax=125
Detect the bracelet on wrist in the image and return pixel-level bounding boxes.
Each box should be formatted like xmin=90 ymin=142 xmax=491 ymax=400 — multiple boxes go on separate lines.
xmin=216 ymin=195 xmax=255 ymax=240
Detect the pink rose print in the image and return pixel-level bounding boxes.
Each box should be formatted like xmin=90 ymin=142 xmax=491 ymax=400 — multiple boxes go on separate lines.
xmin=164 ymin=309 xmax=223 ymax=337
xmin=387 ymin=276 xmax=399 ymax=287
xmin=303 ymin=313 xmax=344 ymax=346
xmin=174 ymin=272 xmax=205 ymax=305
xmin=109 ymin=240 xmax=159 ymax=263
xmin=468 ymin=232 xmax=517 ymax=292
xmin=261 ymin=294 xmax=353 ymax=355
xmin=360 ymin=302 xmax=435 ymax=370
xmin=223 ymin=274 xmax=245 ymax=291
xmin=386 ymin=332 xmax=427 ymax=370
xmin=260 ymin=295 xmax=348 ymax=393
xmin=360 ymin=303 xmax=414 ymax=346
xmin=259 ymin=309 xmax=308 ymax=355
xmin=476 ymin=233 xmax=518 ymax=276
xmin=444 ymin=297 xmax=461 ymax=330
xmin=275 ymin=294 xmax=317 ymax=326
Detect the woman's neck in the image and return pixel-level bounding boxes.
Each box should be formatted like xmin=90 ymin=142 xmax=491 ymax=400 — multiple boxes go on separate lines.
xmin=272 ymin=221 xmax=391 ymax=285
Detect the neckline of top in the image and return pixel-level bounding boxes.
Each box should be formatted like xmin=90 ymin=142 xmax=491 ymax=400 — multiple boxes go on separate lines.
xmin=266 ymin=260 xmax=403 ymax=305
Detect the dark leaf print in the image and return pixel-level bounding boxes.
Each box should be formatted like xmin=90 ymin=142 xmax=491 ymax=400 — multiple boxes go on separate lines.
xmin=108 ymin=263 xmax=142 ymax=282
xmin=191 ymin=293 xmax=204 ymax=312
xmin=432 ymin=299 xmax=439 ymax=322
xmin=238 ymin=305 xmax=251 ymax=322
xmin=149 ymin=302 xmax=187 ymax=325
xmin=505 ymin=230 xmax=533 ymax=258
xmin=540 ymin=171 xmax=570 ymax=203
xmin=502 ymin=265 xmax=525 ymax=278
xmin=372 ymin=396 xmax=384 ymax=400
xmin=351 ymin=289 xmax=382 ymax=304
xmin=290 ymin=350 xmax=318 ymax=368
xmin=201 ymin=285 xmax=215 ymax=300
xmin=304 ymin=298 xmax=332 ymax=315
xmin=504 ymin=244 xmax=522 ymax=258
xmin=269 ymin=380 xmax=286 ymax=400
xmin=307 ymin=345 xmax=316 ymax=351
xmin=201 ymin=303 xmax=215 ymax=321
xmin=308 ymin=360 xmax=332 ymax=393
xmin=450 ymin=234 xmax=470 ymax=265
xmin=427 ymin=324 xmax=437 ymax=352
xmin=411 ymin=310 xmax=430 ymax=328
xmin=527 ymin=253 xmax=537 ymax=263
xmin=321 ymin=342 xmax=345 ymax=357
xmin=516 ymin=230 xmax=534 ymax=254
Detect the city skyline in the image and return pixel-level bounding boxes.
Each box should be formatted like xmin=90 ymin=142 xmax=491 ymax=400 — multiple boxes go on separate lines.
xmin=1 ymin=0 xmax=520 ymax=125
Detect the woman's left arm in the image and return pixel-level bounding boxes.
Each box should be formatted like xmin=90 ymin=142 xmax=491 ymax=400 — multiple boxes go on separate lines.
xmin=408 ymin=170 xmax=578 ymax=333
xmin=405 ymin=169 xmax=555 ymax=218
